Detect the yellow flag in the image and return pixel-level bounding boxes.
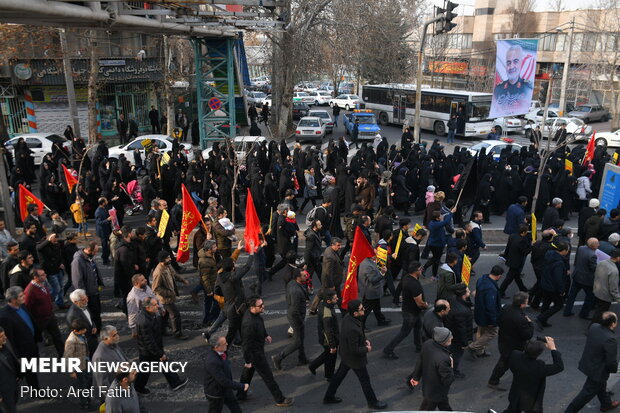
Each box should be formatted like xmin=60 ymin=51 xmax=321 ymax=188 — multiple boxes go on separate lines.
xmin=614 ymin=152 xmax=619 ymax=164
xmin=394 ymin=230 xmax=403 ymax=257
xmin=160 ymin=152 xmax=171 ymax=166
xmin=413 ymin=223 xmax=422 ymax=234
xmin=565 ymin=159 xmax=573 ymax=173
xmin=462 ymin=254 xmax=472 ymax=286
xmin=157 ymin=209 xmax=170 ymax=238
xmin=531 ymin=213 xmax=537 ymax=242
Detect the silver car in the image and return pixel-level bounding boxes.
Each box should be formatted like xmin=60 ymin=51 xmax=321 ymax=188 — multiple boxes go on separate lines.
xmin=568 ymin=104 xmax=610 ymax=123
xmin=295 ymin=117 xmax=326 ymax=142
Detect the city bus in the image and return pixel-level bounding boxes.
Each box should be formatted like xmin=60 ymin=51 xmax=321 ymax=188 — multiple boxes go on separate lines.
xmin=361 ymin=83 xmax=495 ymax=138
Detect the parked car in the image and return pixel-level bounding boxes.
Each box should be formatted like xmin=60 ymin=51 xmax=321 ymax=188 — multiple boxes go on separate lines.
xmin=4 ymin=133 xmax=71 ymax=166
xmin=548 ymin=102 xmax=576 ymax=114
xmin=307 ymin=91 xmax=333 ymax=106
xmin=524 ymin=108 xmax=560 ymax=124
xmin=492 ymin=116 xmax=524 ymax=134
xmin=343 ymin=109 xmax=381 ymax=140
xmin=108 ymin=135 xmax=195 ymax=165
xmin=246 ymin=91 xmax=268 ymax=107
xmin=295 ymin=117 xmax=326 ymax=142
xmin=263 ymin=94 xmax=272 ymax=107
xmin=252 ymin=76 xmax=270 ymax=87
xmin=329 ymin=94 xmax=360 ymax=111
xmin=202 ymin=136 xmax=267 ymax=160
xmin=524 ymin=117 xmax=592 ymax=141
xmin=568 ymin=104 xmax=610 ymax=123
xmin=467 ymin=140 xmax=522 ymax=160
xmin=584 ymin=130 xmax=620 ymax=148
xmin=292 ymin=102 xmax=310 ymax=120
xmin=338 ymin=81 xmax=355 ymax=94
xmin=293 ymin=92 xmax=315 ymax=105
xmin=308 ymin=109 xmax=334 ymax=133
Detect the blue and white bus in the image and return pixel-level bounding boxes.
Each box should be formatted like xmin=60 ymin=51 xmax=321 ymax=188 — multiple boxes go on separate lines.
xmin=361 ymin=83 xmax=495 ymax=138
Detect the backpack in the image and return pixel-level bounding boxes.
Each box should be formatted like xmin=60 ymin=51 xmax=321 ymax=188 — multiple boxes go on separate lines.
xmin=305 ymin=206 xmax=324 ymax=227
xmin=344 ymin=215 xmax=355 ymax=241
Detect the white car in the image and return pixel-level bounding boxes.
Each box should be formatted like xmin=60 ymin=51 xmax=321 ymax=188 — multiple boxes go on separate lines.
xmin=524 ymin=109 xmax=560 ymax=124
xmin=263 ymin=94 xmax=272 ymax=107
xmin=329 ymin=94 xmax=360 ymax=111
xmin=5 ymin=133 xmax=71 ymax=165
xmin=202 ymin=136 xmax=267 ymax=160
xmin=246 ymin=91 xmax=268 ymax=107
xmin=308 ymin=109 xmax=334 ymax=133
xmin=524 ymin=117 xmax=592 ymax=141
xmin=307 ymin=91 xmax=333 ymax=106
xmin=293 ymin=92 xmax=315 ymax=105
xmin=295 ymin=117 xmax=326 ymax=142
xmin=467 ymin=139 xmax=522 ymax=160
xmin=108 ymin=135 xmax=195 ymax=164
xmin=582 ymin=130 xmax=620 ymax=148
xmin=493 ymin=116 xmax=524 ymax=134
xmin=252 ymin=76 xmax=270 ymax=87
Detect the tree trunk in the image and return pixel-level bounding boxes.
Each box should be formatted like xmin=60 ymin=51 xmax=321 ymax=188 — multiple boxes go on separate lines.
xmin=611 ymin=88 xmax=619 ymax=131
xmin=87 ymin=31 xmax=99 ymax=145
xmin=163 ymin=35 xmax=175 ymax=135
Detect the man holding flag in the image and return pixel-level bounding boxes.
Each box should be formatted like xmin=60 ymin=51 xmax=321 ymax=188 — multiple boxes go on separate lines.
xmin=341 ymin=227 xmax=376 ymax=311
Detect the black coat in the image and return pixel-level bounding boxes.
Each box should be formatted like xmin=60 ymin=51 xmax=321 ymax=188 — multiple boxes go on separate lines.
xmin=317 ymin=301 xmax=339 ymax=347
xmin=36 ymin=239 xmax=63 ymax=275
xmin=572 ymin=245 xmax=597 ymax=286
xmin=507 ymin=350 xmax=563 ymax=413
xmin=203 ymin=348 xmax=244 ymax=398
xmin=113 ymin=240 xmax=136 ymax=297
xmin=136 ymin=309 xmax=164 ymax=358
xmin=497 ymin=304 xmax=533 ymax=357
xmin=504 ymin=233 xmax=531 ymax=269
xmin=66 ymin=304 xmax=98 ymax=355
xmin=0 ymin=340 xmax=19 ymax=412
xmin=241 ymin=311 xmax=268 ymax=364
xmin=338 ymin=314 xmax=368 ymax=369
xmin=18 ymin=233 xmax=38 ymax=264
xmin=410 ymin=340 xmax=455 ymax=403
xmin=578 ymin=323 xmax=618 ymax=383
xmin=445 ymin=296 xmax=473 ymax=348
xmin=541 ymin=206 xmax=560 ymax=230
xmin=0 ymin=305 xmax=38 ymax=358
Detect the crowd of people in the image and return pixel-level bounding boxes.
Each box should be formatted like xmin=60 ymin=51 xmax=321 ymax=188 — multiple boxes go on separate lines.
xmin=0 ymin=126 xmax=620 ymax=412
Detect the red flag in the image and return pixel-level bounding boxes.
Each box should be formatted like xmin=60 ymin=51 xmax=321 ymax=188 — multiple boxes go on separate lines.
xmin=341 ymin=226 xmax=375 ymax=309
xmin=62 ymin=164 xmax=78 ymax=194
xmin=583 ymin=131 xmax=596 ymax=165
xmin=244 ymin=188 xmax=260 ymax=253
xmin=176 ymin=184 xmax=201 ymax=263
xmin=18 ymin=184 xmax=44 ymax=222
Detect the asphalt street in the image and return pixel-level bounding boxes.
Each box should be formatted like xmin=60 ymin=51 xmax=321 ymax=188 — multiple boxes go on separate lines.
xmin=14 ymin=113 xmax=619 ymax=413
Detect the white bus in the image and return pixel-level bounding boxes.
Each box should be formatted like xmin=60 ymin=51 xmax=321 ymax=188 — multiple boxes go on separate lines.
xmin=361 ymin=83 xmax=495 ymax=138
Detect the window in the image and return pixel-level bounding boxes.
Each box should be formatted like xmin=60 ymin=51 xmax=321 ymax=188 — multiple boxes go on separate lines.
xmin=127 ymin=140 xmax=144 ymax=150
xmin=447 ymin=34 xmax=473 ymax=49
xmin=433 ymin=96 xmax=451 ymax=113
xmin=406 ymin=93 xmax=416 ymax=109
xmin=582 ymin=33 xmax=597 ymax=52
xmin=555 ymin=34 xmax=566 ymax=51
xmin=25 ymin=138 xmax=42 ymax=149
xmin=540 ymin=34 xmax=557 ymax=51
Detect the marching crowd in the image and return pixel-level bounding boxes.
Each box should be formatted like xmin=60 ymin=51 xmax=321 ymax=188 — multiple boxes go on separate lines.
xmin=0 ymin=128 xmax=620 ymax=412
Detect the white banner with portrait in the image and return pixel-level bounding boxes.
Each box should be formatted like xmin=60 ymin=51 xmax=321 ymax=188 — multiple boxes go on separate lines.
xmin=490 ymin=38 xmax=538 ymax=118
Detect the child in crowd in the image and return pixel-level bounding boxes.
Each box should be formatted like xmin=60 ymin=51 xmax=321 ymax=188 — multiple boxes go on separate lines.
xmin=64 ymin=319 xmax=92 ymax=410
xmin=70 ymin=197 xmax=88 ymax=236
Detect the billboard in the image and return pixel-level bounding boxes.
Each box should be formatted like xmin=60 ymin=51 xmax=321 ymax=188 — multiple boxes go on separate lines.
xmin=490 ymin=39 xmax=538 ymax=118
xmin=599 ymin=163 xmax=620 ymax=215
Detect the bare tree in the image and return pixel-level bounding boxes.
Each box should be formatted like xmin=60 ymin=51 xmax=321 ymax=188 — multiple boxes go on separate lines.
xmin=87 ymin=30 xmax=99 ymax=145
xmin=547 ymin=0 xmax=565 ymax=11
xmin=504 ymin=0 xmax=537 ymax=37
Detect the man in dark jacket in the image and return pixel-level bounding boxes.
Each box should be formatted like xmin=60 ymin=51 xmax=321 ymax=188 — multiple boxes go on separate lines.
xmin=144 ymin=215 xmax=163 ymax=278
xmin=578 ymin=198 xmax=599 ymax=245
xmin=321 ymin=238 xmax=344 ymax=301
xmin=36 ymin=233 xmax=65 ymax=307
xmin=114 ymin=227 xmax=137 ymax=315
xmin=18 ymin=223 xmax=38 ymax=264
xmin=488 ymin=291 xmax=533 ymax=391
xmin=505 ymin=337 xmax=564 ymax=413
xmin=219 ymin=246 xmax=254 ymax=352
xmin=203 ymin=336 xmax=247 ymax=413
xmin=0 ymin=326 xmax=19 ymax=413
xmin=23 ymin=204 xmax=45 ymax=241
xmin=359 ymin=256 xmax=390 ymax=327
xmin=536 ymin=242 xmax=570 ymax=330
xmin=499 ymin=224 xmax=532 ymax=297
xmin=0 ymin=286 xmax=39 ymax=389
xmin=541 ymin=197 xmax=562 ymax=230
xmin=304 ymin=220 xmax=323 ymax=282
xmin=67 ymin=289 xmax=98 ymax=356
xmin=565 ymin=312 xmax=620 ymax=412
xmin=323 ymin=299 xmax=387 ymax=410
xmin=134 ymin=297 xmax=187 ymax=394
xmin=309 ymin=290 xmax=340 ymax=380
xmin=422 ymin=299 xmax=450 ymax=343
xmin=504 ymin=196 xmax=527 ymax=235
xmin=598 ymin=208 xmax=620 ymax=242
xmin=389 ymin=218 xmax=410 ymax=279
xmin=408 ymin=326 xmax=456 ymax=410
xmin=0 ymin=242 xmax=19 ymax=299
xmin=273 ymin=270 xmax=309 ymax=370
xmin=238 ymin=296 xmax=293 ymax=407
xmin=564 ymin=238 xmax=598 ymax=319
xmin=71 ymin=242 xmax=103 ymax=331
xmin=529 ymin=230 xmax=555 ymax=309
xmin=446 ymin=287 xmax=473 ymax=379
xmin=467 ymin=265 xmax=504 ymax=358
xmin=95 ymin=197 xmax=112 ymax=265
xmin=8 ymin=250 xmax=34 ymax=290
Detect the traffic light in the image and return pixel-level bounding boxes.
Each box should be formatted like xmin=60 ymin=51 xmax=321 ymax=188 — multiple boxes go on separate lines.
xmin=539 ymin=81 xmax=549 ymax=103
xmin=435 ymin=1 xmax=458 ymax=35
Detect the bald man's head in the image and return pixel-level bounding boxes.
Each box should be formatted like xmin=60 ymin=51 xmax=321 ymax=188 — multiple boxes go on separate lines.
xmin=434 ymin=299 xmax=451 ymax=316
xmin=587 ymin=238 xmax=600 ymax=250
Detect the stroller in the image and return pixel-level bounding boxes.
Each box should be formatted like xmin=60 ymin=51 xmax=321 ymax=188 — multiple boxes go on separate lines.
xmin=120 ymin=180 xmax=144 ymax=216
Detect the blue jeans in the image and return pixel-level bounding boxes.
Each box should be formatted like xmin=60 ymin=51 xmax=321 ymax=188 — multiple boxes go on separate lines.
xmin=47 ymin=271 xmax=64 ymax=306
xmin=447 ymin=129 xmax=456 ymax=143
xmin=78 ymin=222 xmax=88 ymax=234
xmin=333 ymin=115 xmax=339 ymax=127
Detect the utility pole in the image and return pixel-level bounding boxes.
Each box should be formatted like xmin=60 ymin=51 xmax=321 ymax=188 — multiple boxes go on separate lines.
xmin=414 ymin=1 xmax=457 ymax=143
xmin=59 ymin=29 xmax=82 ymax=138
xmin=558 ymin=17 xmax=574 ymax=116
xmin=0 ymin=104 xmax=15 ymax=234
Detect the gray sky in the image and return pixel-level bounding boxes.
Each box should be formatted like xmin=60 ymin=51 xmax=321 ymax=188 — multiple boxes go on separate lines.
xmin=441 ymin=0 xmax=602 ymax=15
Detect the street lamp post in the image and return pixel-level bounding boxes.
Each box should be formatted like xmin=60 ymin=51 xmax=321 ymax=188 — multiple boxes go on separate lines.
xmin=558 ymin=17 xmax=575 ymax=116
